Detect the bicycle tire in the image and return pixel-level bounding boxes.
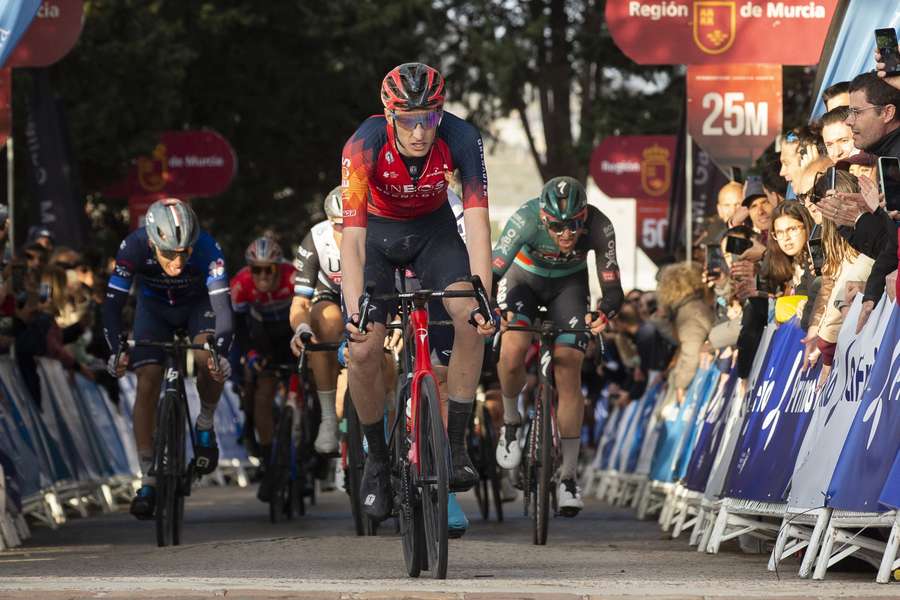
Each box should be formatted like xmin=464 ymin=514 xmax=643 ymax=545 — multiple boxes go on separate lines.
xmin=172 ymin=389 xmax=186 ymax=545
xmin=469 ymin=416 xmax=489 ymax=520
xmin=533 ymin=382 xmax=553 ymax=546
xmin=419 ymin=375 xmax=449 ymax=579
xmin=269 ymin=406 xmax=294 ymax=524
xmin=481 ymin=410 xmax=504 ymax=522
xmin=396 ymin=380 xmax=423 ymax=578
xmin=154 ymin=390 xmax=176 ymax=547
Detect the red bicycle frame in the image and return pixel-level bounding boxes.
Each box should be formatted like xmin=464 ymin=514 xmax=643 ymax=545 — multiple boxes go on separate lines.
xmin=407 ymin=302 xmax=437 ymax=474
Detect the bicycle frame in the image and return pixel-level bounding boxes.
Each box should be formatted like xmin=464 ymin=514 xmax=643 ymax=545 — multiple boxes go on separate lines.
xmin=406 ymin=292 xmax=437 ymax=474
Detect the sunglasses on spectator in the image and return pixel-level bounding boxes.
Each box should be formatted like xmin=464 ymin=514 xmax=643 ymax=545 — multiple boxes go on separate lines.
xmin=156 ymin=246 xmax=192 ymax=261
xmin=773 ymin=225 xmax=804 ymax=240
xmin=545 ymin=218 xmax=585 ymax=234
xmin=391 ymin=109 xmax=442 ymax=130
xmin=251 ymin=265 xmax=277 ymax=276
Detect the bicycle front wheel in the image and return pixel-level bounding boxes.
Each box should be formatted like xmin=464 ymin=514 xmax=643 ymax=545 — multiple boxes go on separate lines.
xmin=533 ymin=383 xmax=553 ymax=546
xmin=155 ymin=391 xmax=177 ymax=547
xmin=419 ymin=375 xmax=449 ymax=579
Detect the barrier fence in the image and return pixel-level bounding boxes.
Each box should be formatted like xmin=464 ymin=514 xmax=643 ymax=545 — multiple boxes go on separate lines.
xmin=0 ymin=359 xmax=253 ymax=550
xmin=585 ymin=294 xmax=900 ymax=583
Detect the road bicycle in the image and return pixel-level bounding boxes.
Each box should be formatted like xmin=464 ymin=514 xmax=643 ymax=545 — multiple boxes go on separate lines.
xmin=357 ymin=274 xmax=492 ymax=579
xmin=500 ymin=317 xmax=595 ymax=545
xmin=468 ymin=390 xmax=503 ymax=522
xmin=117 ymin=332 xmax=222 ymax=547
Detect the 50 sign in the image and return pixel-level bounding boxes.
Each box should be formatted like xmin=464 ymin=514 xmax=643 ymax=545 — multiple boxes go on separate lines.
xmin=688 ymin=64 xmax=782 ymax=170
xmin=637 ymin=199 xmax=669 ymax=258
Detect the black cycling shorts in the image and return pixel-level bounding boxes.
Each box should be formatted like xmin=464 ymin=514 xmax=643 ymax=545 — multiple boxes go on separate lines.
xmin=132 ymin=295 xmax=215 ymax=368
xmin=312 ymin=283 xmax=340 ymax=307
xmin=497 ymin=263 xmax=590 ymax=352
xmin=247 ymin=318 xmax=295 ymax=367
xmin=362 ymin=202 xmax=470 ymax=325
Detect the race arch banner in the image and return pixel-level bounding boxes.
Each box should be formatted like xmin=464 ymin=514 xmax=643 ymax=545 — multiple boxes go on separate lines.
xmin=6 ymin=0 xmax=84 ymax=68
xmin=687 ymin=63 xmax=782 ymax=171
xmin=605 ymin=0 xmax=838 ymax=66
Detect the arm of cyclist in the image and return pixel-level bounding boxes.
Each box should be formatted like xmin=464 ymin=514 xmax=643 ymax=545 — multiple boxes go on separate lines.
xmin=102 ymin=238 xmax=138 ymax=377
xmin=205 ymin=243 xmax=234 ymax=382
xmin=464 ymin=207 xmax=495 ymax=336
xmin=289 ymin=231 xmax=319 ymax=354
xmin=491 ymin=203 xmax=539 ymax=292
xmin=585 ymin=207 xmax=624 ymax=335
xmin=340 ymin=130 xmax=375 ymax=341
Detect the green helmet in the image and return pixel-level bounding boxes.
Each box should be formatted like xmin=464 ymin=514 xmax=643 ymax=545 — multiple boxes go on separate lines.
xmin=539 ymin=176 xmax=587 ymax=220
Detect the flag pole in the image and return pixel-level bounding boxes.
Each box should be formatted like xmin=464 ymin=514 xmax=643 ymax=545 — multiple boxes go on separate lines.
xmin=685 ymin=133 xmax=693 ymax=264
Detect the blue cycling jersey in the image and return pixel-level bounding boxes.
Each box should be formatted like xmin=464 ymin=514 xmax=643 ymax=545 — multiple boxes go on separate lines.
xmin=103 ymin=228 xmax=233 ymax=354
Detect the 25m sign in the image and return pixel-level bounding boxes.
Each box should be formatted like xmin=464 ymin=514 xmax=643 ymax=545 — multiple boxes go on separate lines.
xmin=687 ymin=64 xmax=782 ymax=170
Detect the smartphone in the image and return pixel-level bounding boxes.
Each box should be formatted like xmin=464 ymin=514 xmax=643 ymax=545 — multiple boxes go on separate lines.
xmin=807 ymin=236 xmax=825 ymax=277
xmin=731 ymin=166 xmax=744 ymax=184
xmin=38 ymin=282 xmax=51 ymax=303
xmin=705 ymin=244 xmax=726 ymax=277
xmin=878 ymin=156 xmax=900 ymax=212
xmin=725 ymin=235 xmax=753 ymax=256
xmin=876 ymin=28 xmax=900 ymax=76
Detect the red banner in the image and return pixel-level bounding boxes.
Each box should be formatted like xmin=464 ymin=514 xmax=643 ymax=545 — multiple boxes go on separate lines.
xmin=687 ymin=63 xmax=782 ymax=170
xmin=589 ymin=135 xmax=677 ymax=200
xmin=105 ymin=130 xmax=237 ymax=198
xmin=605 ymin=0 xmax=837 ymax=65
xmin=0 ymin=69 xmax=9 ymax=147
xmin=636 ymin=198 xmax=670 ymax=257
xmin=6 ymin=1 xmax=84 ymax=68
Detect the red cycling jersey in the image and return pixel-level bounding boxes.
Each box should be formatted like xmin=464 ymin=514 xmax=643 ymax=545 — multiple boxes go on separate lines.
xmin=230 ymin=262 xmax=295 ymax=322
xmin=340 ymin=111 xmax=488 ymax=228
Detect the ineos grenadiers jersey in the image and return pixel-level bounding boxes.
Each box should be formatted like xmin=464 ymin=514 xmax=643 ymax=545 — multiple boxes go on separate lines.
xmin=294 ymin=191 xmax=466 ymax=299
xmin=293 ymin=220 xmax=342 ymax=298
xmin=491 ymin=198 xmax=624 ymax=318
xmin=102 ymin=228 xmax=234 ymax=354
xmin=340 ymin=112 xmax=488 ymax=227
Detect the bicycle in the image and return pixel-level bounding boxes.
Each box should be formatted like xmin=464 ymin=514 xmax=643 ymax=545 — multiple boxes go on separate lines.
xmin=264 ymin=337 xmax=342 ymax=523
xmin=343 ymin=386 xmax=380 ymax=536
xmin=357 ymin=274 xmax=493 ymax=579
xmin=468 ymin=390 xmax=503 ymax=522
xmin=116 ymin=332 xmax=222 ymax=547
xmin=499 ymin=317 xmax=595 ymax=546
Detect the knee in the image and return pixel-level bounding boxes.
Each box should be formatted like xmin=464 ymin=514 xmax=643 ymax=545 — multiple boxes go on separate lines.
xmin=314 ymin=303 xmax=344 ymax=340
xmin=348 ymin=337 xmax=384 ymax=370
xmin=135 ymin=365 xmax=162 ymax=389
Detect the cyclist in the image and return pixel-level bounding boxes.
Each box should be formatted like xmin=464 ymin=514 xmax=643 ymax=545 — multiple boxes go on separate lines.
xmin=289 ymin=187 xmax=345 ymax=456
xmin=230 ymin=236 xmax=296 ymax=501
xmin=104 ymin=198 xmax=233 ymax=519
xmin=341 ymin=62 xmax=495 ymax=522
xmin=492 ymin=177 xmax=623 ymax=516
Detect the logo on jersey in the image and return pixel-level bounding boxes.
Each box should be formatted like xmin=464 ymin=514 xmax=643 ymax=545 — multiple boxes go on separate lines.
xmin=208 ymin=259 xmax=225 ymax=279
xmin=115 ymin=265 xmax=130 ymax=277
xmin=296 ymin=245 xmax=313 ymax=259
xmin=385 ymin=151 xmax=395 ymax=164
xmin=382 ymin=171 xmax=399 ymax=179
xmin=601 ymin=270 xmax=617 ymax=282
xmin=492 ymin=257 xmax=506 ymax=271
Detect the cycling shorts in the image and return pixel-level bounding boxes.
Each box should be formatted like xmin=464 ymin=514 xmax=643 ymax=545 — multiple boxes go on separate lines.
xmin=497 ymin=262 xmax=590 ymax=352
xmin=312 ymin=283 xmax=341 ymax=307
xmin=247 ymin=318 xmax=295 ymax=368
xmin=361 ymin=202 xmax=470 ymax=325
xmin=132 ymin=295 xmax=215 ymax=368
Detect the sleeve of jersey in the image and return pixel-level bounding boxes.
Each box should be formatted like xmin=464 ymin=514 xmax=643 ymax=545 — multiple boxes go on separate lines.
xmin=292 ymin=231 xmax=318 ymax=298
xmin=491 ymin=204 xmax=534 ymax=280
xmin=444 ymin=116 xmax=489 ymax=211
xmin=203 ymin=238 xmax=234 ymax=353
xmin=591 ymin=209 xmax=624 ymax=319
xmin=102 ymin=236 xmax=138 ymax=353
xmin=341 ymin=123 xmax=379 ymax=228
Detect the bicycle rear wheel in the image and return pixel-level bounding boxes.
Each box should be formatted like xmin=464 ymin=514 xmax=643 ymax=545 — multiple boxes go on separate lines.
xmin=419 ymin=375 xmax=449 ymax=579
xmin=533 ymin=383 xmax=553 ymax=546
xmin=345 ymin=393 xmax=378 ymax=536
xmin=269 ymin=406 xmax=294 ymax=524
xmin=481 ymin=408 xmax=504 ymax=523
xmin=155 ymin=391 xmax=177 ymax=547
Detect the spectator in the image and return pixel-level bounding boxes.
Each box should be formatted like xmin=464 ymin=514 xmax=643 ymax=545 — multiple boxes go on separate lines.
xmin=836 ymin=151 xmax=878 ymax=181
xmin=779 ymin=126 xmax=824 ymax=188
xmin=823 ymin=80 xmax=850 ymax=111
xmin=819 ymin=106 xmax=857 ymax=161
xmin=656 ymin=263 xmax=713 ymax=404
xmin=703 ymin=182 xmax=743 ymax=244
xmin=26 ymin=227 xmax=54 ymax=252
xmin=707 ymin=225 xmax=756 ymax=350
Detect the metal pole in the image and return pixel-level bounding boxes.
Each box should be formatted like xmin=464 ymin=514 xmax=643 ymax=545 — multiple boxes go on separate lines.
xmin=685 ymin=133 xmax=693 ymax=264
xmin=6 ymin=137 xmax=12 ymax=258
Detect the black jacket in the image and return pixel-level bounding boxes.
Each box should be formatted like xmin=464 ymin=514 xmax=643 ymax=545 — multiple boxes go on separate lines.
xmin=861 ymin=126 xmax=900 ymax=303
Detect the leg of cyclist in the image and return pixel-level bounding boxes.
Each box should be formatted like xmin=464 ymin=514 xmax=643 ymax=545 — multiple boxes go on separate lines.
xmin=253 ymin=372 xmax=277 ymax=502
xmin=192 ymin=335 xmax=225 ymax=475
xmin=130 ymin=364 xmax=164 ymax=518
xmin=309 ymin=299 xmax=343 ymax=455
xmin=549 ymin=272 xmax=591 ymax=516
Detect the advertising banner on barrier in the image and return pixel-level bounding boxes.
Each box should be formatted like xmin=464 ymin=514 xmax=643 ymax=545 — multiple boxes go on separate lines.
xmin=588 ymin=135 xmax=676 ymax=258
xmin=625 ymin=380 xmax=663 ymax=473
xmin=789 ymin=297 xmax=890 ymax=509
xmin=0 ymin=392 xmax=43 ymax=498
xmin=0 ymin=1 xmax=41 ymax=68
xmin=684 ymin=364 xmax=739 ymax=492
xmin=604 ymin=0 xmax=838 ymax=66
xmin=724 ymin=319 xmax=819 ymax=501
xmin=6 ymin=0 xmax=84 ymax=68
xmin=104 ymin=130 xmax=237 ymax=199
xmin=674 ymin=365 xmax=723 ymax=481
xmin=828 ymin=303 xmax=900 ymax=511
xmin=687 ymin=63 xmax=782 ymax=171
xmin=879 ymin=450 xmax=900 ymax=509
xmin=598 ymin=405 xmax=624 ymax=471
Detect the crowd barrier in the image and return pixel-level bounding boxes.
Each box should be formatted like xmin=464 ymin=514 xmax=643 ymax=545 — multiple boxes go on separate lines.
xmin=583 ymin=294 xmax=900 ymax=584
xmin=0 ymin=358 xmax=254 ymax=551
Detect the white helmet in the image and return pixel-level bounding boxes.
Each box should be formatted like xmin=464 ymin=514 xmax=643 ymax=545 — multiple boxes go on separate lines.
xmin=324 ymin=186 xmax=342 ymax=221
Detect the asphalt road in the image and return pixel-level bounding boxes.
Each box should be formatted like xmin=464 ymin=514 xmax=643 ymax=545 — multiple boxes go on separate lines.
xmin=0 ymin=482 xmax=894 ymax=599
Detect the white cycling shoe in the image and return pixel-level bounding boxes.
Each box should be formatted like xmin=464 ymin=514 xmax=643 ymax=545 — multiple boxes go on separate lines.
xmin=557 ymin=478 xmax=584 ymax=517
xmin=496 ymin=424 xmax=522 ymax=470
xmin=314 ymin=418 xmax=339 ymax=456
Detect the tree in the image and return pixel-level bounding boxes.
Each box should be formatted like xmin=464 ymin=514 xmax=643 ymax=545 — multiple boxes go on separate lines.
xmin=435 ymin=0 xmax=683 ymax=183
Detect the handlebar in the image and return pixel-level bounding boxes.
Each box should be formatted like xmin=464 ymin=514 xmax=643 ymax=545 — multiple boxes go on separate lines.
xmin=114 ymin=332 xmax=222 ymax=375
xmin=296 ymin=333 xmax=343 ymax=374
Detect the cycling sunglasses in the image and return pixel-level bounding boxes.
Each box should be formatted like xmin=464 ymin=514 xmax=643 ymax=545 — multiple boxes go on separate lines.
xmin=545 ymin=218 xmax=585 ymax=234
xmin=251 ymin=265 xmax=277 ymax=276
xmin=391 ymin=109 xmax=442 ymax=131
xmin=156 ymin=246 xmax=192 ymax=261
